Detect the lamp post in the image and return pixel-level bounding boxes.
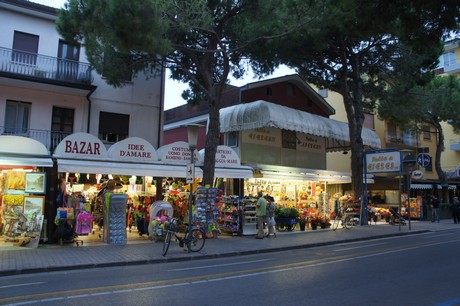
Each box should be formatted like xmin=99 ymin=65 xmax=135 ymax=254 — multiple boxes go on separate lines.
xmin=185 ymin=124 xmax=201 ymax=253
xmin=401 ymin=149 xmax=416 ymax=231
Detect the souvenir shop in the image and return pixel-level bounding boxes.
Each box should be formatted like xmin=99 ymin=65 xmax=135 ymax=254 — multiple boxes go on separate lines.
xmin=0 ymin=136 xmax=53 ymax=249
xmin=51 ymin=133 xmax=204 ymax=245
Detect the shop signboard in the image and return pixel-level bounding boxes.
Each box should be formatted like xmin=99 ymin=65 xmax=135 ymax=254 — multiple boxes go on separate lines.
xmin=365 ymin=151 xmax=401 ymax=173
xmin=241 ymin=127 xmax=282 ymax=147
xmin=54 ymin=132 xmax=108 ymax=159
xmin=295 ymin=134 xmax=326 ymax=154
xmin=214 ymin=145 xmax=241 ymax=168
xmin=107 ymin=137 xmax=158 ymax=162
xmin=157 ymin=141 xmax=202 ymax=164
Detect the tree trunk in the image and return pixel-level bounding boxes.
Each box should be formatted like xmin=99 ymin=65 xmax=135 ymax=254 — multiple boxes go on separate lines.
xmin=203 ymin=99 xmax=220 ymax=186
xmin=433 ymin=119 xmax=449 ymax=203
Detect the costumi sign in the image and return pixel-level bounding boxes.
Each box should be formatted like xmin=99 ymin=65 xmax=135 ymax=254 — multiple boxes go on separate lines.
xmin=157 ymin=141 xmax=201 ymax=164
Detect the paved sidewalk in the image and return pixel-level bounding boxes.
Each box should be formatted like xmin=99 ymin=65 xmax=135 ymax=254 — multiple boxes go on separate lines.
xmin=1 ymin=220 xmax=459 ymax=276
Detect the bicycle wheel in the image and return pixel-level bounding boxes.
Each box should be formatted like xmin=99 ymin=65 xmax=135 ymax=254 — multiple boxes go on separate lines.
xmin=188 ymin=228 xmax=205 ymax=252
xmin=344 ymin=216 xmax=354 ymax=229
xmin=332 ymin=215 xmax=340 ymax=231
xmin=162 ymin=230 xmax=172 ymax=256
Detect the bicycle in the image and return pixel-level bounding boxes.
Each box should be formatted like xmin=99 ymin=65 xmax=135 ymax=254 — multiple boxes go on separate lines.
xmin=332 ymin=208 xmax=355 ymax=230
xmin=162 ymin=218 xmax=205 ymax=256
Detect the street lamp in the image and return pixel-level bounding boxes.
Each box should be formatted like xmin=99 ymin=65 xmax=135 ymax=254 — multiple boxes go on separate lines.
xmin=185 ymin=124 xmax=202 ymax=253
xmin=401 ymin=149 xmax=416 ymax=231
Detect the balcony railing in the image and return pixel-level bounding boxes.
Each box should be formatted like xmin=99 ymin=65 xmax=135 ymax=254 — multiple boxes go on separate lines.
xmin=385 ymin=131 xmax=421 ymax=147
xmin=0 ymin=126 xmax=72 ymax=153
xmin=0 ymin=47 xmax=93 ymax=85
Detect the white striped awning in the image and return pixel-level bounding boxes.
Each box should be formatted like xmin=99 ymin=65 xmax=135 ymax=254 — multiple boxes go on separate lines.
xmin=219 ymin=100 xmax=381 ymax=152
xmin=410 ymin=184 xmax=433 ymax=189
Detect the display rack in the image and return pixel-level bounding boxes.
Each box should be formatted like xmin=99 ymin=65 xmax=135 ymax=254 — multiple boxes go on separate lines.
xmin=242 ymin=198 xmax=257 ymax=235
xmin=220 ymin=195 xmax=240 ymax=235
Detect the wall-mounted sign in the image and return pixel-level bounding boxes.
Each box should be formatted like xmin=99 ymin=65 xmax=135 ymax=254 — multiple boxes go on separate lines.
xmin=296 ymin=133 xmax=326 ymax=154
xmin=365 ymin=151 xmax=401 ymax=173
xmin=214 ymin=145 xmax=241 ymax=167
xmin=411 ymin=170 xmax=424 ymax=180
xmin=107 ymin=137 xmax=158 ymax=162
xmin=157 ymin=141 xmax=201 ymax=164
xmin=241 ymin=127 xmax=281 ymax=147
xmin=53 ymin=133 xmax=107 ymax=159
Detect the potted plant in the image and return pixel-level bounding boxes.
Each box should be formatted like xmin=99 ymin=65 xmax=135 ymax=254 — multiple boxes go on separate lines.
xmin=298 ymin=212 xmax=308 ymax=231
xmin=309 ymin=213 xmax=320 ymax=230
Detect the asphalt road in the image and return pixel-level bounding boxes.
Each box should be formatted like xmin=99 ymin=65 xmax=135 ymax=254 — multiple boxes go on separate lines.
xmin=1 ymin=230 xmax=459 ymax=306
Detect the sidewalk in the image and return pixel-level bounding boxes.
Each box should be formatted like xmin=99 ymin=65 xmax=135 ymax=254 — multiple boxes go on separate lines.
xmin=1 ymin=220 xmax=459 ymax=276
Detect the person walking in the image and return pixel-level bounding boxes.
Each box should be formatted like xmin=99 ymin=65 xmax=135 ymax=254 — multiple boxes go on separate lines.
xmin=255 ymin=191 xmax=267 ymax=239
xmin=430 ymin=195 xmax=440 ymax=223
xmin=266 ymin=196 xmax=276 ymax=238
xmin=451 ymin=197 xmax=460 ymax=224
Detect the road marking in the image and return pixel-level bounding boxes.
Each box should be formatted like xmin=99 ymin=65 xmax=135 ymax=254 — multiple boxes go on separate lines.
xmin=334 ymin=242 xmax=387 ymax=251
xmin=0 ymin=282 xmax=44 ymax=289
xmin=4 ymin=238 xmax=460 ymax=305
xmin=424 ymin=233 xmax=455 ymax=239
xmin=168 ymin=259 xmax=271 ymax=271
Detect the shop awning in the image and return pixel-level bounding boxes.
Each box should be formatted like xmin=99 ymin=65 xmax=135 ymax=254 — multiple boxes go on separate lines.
xmin=250 ymin=164 xmax=374 ymax=183
xmin=0 ymin=156 xmax=53 ymax=167
xmin=219 ymin=100 xmax=381 ymax=151
xmin=56 ymin=159 xmax=203 ymax=178
xmin=212 ymin=166 xmax=254 ymax=179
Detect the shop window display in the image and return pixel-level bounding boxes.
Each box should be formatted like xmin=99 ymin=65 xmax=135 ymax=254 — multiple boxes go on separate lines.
xmin=1 ymin=170 xmax=45 ymax=248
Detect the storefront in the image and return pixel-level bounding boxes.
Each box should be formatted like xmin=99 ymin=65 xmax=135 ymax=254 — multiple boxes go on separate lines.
xmin=0 ymin=136 xmax=53 ymax=248
xmin=51 ymin=133 xmax=203 ymax=244
xmin=217 ymin=100 xmax=381 ymax=230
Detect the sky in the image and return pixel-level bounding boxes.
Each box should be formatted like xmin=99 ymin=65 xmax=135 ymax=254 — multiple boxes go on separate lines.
xmin=32 ymin=0 xmax=296 ymax=110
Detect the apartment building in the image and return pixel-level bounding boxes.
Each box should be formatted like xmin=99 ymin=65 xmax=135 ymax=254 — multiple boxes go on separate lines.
xmin=0 ymin=0 xmax=165 ymax=151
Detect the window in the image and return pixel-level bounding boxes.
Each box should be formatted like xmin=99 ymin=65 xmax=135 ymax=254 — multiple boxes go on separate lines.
xmin=266 ymin=87 xmax=273 ymax=96
xmin=4 ymin=100 xmax=31 ymax=135
xmin=12 ymin=31 xmax=39 ymax=65
xmin=225 ymin=131 xmax=239 ymax=147
xmin=387 ymin=122 xmax=397 ymax=136
xmin=282 ymin=130 xmax=296 ymax=149
xmin=443 ymin=51 xmax=456 ymax=66
xmin=51 ymin=107 xmax=74 ymax=151
xmin=52 ymin=107 xmax=74 ymax=133
xmin=57 ymin=40 xmax=80 ymax=81
xmin=422 ymin=125 xmax=431 ymax=141
xmin=98 ymin=111 xmax=129 ymax=143
xmin=364 ymin=113 xmax=375 ymax=130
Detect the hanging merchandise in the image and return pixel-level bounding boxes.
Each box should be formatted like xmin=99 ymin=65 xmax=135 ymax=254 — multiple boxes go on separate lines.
xmin=194 ymin=187 xmax=222 ymax=238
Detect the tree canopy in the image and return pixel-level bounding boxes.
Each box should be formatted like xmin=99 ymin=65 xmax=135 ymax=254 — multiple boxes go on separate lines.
xmin=245 ymin=0 xmax=460 ymax=220
xmin=378 ymin=74 xmax=460 ymax=201
xmin=56 ymin=0 xmax=309 ymax=185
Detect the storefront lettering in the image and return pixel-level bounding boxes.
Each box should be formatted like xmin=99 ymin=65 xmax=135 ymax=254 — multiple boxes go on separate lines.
xmin=117 ymin=143 xmax=152 ymax=158
xmin=65 ymin=140 xmax=101 ymax=155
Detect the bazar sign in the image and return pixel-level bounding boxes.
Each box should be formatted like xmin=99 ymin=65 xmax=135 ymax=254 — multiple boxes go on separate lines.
xmin=107 ymin=137 xmax=158 ymax=162
xmin=54 ymin=133 xmax=107 ymax=159
xmin=365 ymin=151 xmax=401 ymax=173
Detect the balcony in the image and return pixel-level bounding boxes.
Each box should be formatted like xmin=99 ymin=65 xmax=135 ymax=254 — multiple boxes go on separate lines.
xmin=0 ymin=47 xmax=93 ymax=85
xmin=385 ymin=131 xmax=420 ymax=147
xmin=0 ymin=126 xmax=71 ymax=153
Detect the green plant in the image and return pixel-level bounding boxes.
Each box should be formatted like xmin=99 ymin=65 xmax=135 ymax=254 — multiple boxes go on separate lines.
xmin=275 ymin=207 xmax=300 ymax=219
